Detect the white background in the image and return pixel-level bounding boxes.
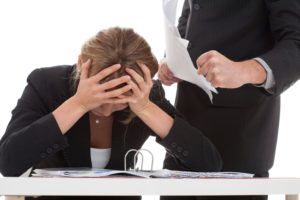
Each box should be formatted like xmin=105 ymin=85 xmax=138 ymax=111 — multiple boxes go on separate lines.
xmin=0 ymin=1 xmax=299 ymax=200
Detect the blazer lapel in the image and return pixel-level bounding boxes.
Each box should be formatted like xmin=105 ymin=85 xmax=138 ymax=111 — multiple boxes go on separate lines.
xmin=106 ymin=114 xmax=128 ymax=170
xmin=63 ymin=113 xmax=92 ymax=167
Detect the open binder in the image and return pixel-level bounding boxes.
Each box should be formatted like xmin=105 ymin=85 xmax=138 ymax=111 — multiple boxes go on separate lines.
xmin=32 ymin=149 xmax=254 ymax=178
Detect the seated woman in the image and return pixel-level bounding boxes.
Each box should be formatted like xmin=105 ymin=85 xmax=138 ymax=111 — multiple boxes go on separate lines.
xmin=0 ymin=27 xmax=222 ymax=199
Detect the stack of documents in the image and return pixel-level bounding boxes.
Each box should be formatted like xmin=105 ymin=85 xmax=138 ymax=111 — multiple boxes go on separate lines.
xmin=33 ymin=168 xmax=254 ymax=179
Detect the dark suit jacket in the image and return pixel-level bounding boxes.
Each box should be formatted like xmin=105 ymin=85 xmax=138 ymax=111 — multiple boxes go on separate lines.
xmin=164 ymin=0 xmax=300 ymax=175
xmin=0 ymin=65 xmax=222 ymax=199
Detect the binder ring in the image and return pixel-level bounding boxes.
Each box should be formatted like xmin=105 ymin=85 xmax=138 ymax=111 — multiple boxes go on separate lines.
xmin=124 ymin=149 xmax=154 ymax=171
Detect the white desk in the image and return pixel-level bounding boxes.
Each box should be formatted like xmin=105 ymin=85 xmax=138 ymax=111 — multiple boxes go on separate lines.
xmin=1 ymin=177 xmax=300 ymax=200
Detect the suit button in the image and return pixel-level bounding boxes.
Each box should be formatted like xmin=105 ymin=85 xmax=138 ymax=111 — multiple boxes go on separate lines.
xmin=194 ymin=3 xmax=200 ymax=10
xmin=40 ymin=153 xmax=47 ymax=158
xmin=53 ymin=144 xmax=59 ymax=149
xmin=177 ymin=146 xmax=183 ymax=153
xmin=171 ymin=142 xmax=177 ymax=148
xmin=187 ymin=42 xmax=192 ymax=50
xmin=183 ymin=150 xmax=189 ymax=157
xmin=46 ymin=148 xmax=53 ymax=154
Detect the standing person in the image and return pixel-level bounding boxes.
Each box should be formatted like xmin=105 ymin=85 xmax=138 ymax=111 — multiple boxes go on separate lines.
xmin=159 ymin=0 xmax=300 ymax=200
xmin=0 ymin=27 xmax=222 ymax=200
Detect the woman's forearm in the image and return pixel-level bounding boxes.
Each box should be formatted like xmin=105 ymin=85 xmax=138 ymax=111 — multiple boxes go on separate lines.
xmin=134 ymin=101 xmax=174 ymax=139
xmin=52 ymin=96 xmax=87 ymax=134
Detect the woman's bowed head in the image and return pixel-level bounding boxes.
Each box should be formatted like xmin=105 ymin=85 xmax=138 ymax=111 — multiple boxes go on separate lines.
xmin=73 ymin=27 xmax=158 ymax=117
xmin=75 ymin=59 xmax=155 ymax=117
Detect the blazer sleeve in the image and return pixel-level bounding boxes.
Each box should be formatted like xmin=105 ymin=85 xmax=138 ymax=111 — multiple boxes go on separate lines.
xmin=0 ymin=69 xmax=69 ymax=177
xmin=259 ymin=0 xmax=300 ymax=95
xmin=148 ymin=80 xmax=223 ymax=172
xmin=178 ymin=0 xmax=190 ymax=38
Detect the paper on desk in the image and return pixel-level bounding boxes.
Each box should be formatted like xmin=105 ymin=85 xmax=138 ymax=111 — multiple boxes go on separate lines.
xmin=163 ymin=0 xmax=218 ymax=101
xmin=32 ymin=168 xmax=254 ymax=179
xmin=33 ymin=168 xmax=152 ymax=178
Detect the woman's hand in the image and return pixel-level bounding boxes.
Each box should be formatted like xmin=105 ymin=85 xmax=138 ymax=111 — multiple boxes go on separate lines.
xmin=123 ymin=62 xmax=174 ymax=139
xmin=123 ymin=62 xmax=153 ymax=114
xmin=53 ymin=59 xmax=132 ymax=135
xmin=73 ymin=59 xmax=132 ymax=113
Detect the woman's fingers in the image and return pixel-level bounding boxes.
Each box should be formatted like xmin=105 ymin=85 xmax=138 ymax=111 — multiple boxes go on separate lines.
xmin=91 ymin=64 xmax=121 ymax=83
xmin=109 ymin=97 xmax=132 ymax=104
xmin=127 ymin=80 xmax=141 ymax=99
xmin=117 ymin=94 xmax=128 ymax=99
xmin=125 ymin=67 xmax=148 ymax=91
xmin=126 ymin=68 xmax=144 ymax=84
xmin=100 ymin=75 xmax=131 ymax=91
xmin=137 ymin=62 xmax=152 ymax=85
xmin=104 ymin=84 xmax=132 ymax=98
xmin=80 ymin=59 xmax=92 ymax=79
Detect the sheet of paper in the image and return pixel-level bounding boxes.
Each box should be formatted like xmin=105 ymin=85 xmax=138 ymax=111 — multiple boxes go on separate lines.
xmin=163 ymin=0 xmax=218 ymax=102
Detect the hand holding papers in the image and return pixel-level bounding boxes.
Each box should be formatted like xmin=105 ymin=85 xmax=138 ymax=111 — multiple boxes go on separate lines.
xmin=163 ymin=0 xmax=218 ymax=101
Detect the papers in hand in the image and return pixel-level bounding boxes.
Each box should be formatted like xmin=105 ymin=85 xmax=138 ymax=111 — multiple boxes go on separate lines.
xmin=33 ymin=168 xmax=254 ymax=179
xmin=163 ymin=0 xmax=218 ymax=102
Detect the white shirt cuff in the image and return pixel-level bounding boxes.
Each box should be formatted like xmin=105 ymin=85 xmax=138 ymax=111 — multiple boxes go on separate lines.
xmin=254 ymin=57 xmax=275 ymax=93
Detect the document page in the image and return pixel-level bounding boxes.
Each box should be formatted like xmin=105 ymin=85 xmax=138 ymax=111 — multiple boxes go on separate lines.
xmin=163 ymin=0 xmax=218 ymax=102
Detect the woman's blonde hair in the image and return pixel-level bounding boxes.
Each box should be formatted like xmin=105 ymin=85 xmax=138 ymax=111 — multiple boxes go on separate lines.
xmin=72 ymin=27 xmax=159 ymax=123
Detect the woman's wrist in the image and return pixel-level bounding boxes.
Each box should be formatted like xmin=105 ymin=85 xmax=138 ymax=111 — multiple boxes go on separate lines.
xmin=69 ymin=96 xmax=89 ymax=115
xmin=131 ymin=100 xmax=152 ymax=115
xmin=132 ymin=101 xmax=173 ymax=139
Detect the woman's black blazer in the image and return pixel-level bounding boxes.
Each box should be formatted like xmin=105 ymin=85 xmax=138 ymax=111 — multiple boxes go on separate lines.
xmin=0 ymin=65 xmax=222 ymax=178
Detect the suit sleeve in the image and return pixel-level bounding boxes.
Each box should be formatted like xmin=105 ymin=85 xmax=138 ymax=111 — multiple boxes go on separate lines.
xmin=0 ymin=69 xmax=69 ymax=177
xmin=259 ymin=0 xmax=300 ymax=95
xmin=178 ymin=0 xmax=190 ymax=38
xmin=149 ymin=81 xmax=223 ymax=172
